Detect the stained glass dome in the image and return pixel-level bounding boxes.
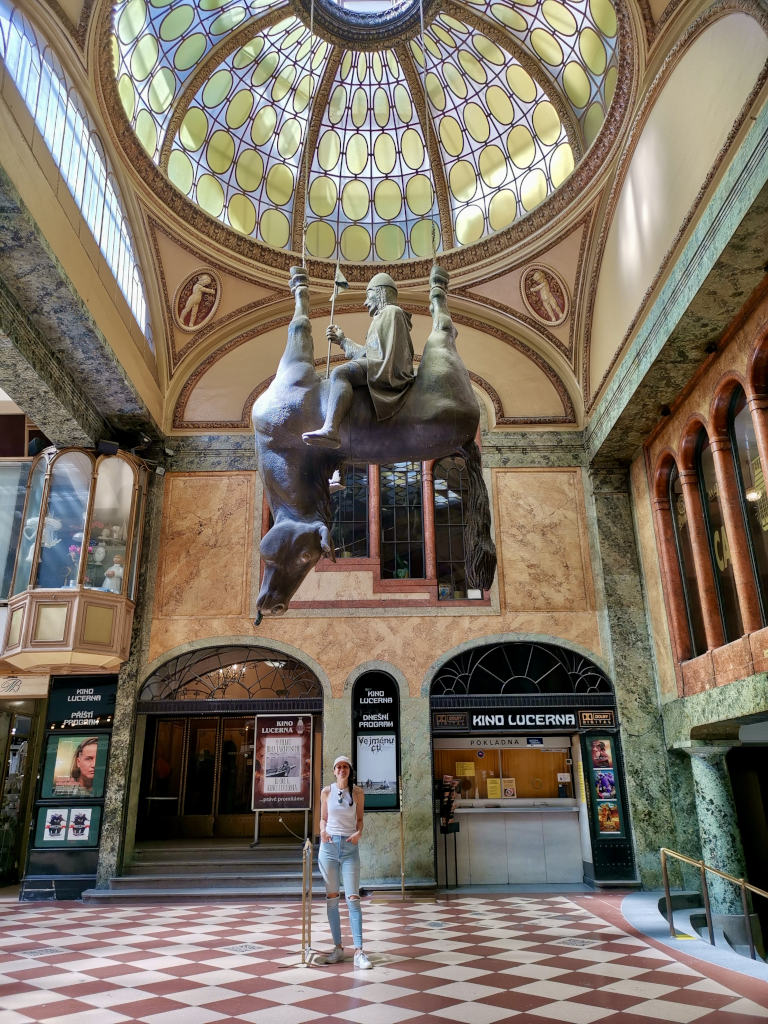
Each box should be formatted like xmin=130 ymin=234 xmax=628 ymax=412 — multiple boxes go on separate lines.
xmin=112 ymin=0 xmax=620 ymax=262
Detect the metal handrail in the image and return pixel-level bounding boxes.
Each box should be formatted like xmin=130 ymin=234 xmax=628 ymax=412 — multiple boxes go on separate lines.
xmin=660 ymin=847 xmax=768 ymax=961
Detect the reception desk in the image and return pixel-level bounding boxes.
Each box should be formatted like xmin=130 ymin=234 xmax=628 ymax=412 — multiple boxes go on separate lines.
xmin=438 ymin=799 xmax=583 ymax=885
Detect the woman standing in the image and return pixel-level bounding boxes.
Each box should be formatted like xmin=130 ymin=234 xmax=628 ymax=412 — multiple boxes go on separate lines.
xmin=317 ymin=755 xmax=373 ymax=969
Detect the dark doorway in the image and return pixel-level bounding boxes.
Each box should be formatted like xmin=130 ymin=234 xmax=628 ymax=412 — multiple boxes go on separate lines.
xmin=728 ymin=745 xmax=768 ymax=942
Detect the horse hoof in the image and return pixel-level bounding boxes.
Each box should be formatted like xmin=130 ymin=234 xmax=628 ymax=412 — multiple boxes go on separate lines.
xmin=302 ymin=430 xmax=341 ymax=449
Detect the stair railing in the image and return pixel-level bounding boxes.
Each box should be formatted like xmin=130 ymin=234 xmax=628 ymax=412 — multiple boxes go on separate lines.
xmin=660 ymin=847 xmax=768 ymax=960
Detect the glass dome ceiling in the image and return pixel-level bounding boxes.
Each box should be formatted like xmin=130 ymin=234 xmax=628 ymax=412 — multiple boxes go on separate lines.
xmin=112 ymin=0 xmax=619 ymax=262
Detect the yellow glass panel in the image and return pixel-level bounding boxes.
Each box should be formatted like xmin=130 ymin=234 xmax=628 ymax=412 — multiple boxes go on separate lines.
xmin=203 ymin=68 xmax=232 ymax=107
xmin=507 ymin=124 xmax=535 ymax=167
xmin=235 ymin=149 xmax=264 ymax=191
xmin=563 ymin=61 xmax=591 ymax=108
xmin=293 ymin=73 xmax=313 ymax=113
xmin=373 ymin=134 xmax=396 ymax=174
xmin=168 ymin=149 xmax=194 ymax=193
xmin=486 ymin=85 xmax=514 ymax=125
xmin=180 ymin=107 xmax=208 ymax=152
xmin=252 ymin=52 xmax=278 ymax=87
xmin=474 ymin=34 xmax=504 ymax=65
xmin=410 ymin=219 xmax=438 ymax=258
xmin=118 ymin=75 xmax=136 ymax=121
xmin=206 ymin=129 xmax=235 ymax=174
xmin=341 ymin=51 xmax=353 ymax=78
xmin=444 ymin=62 xmax=468 ymax=99
xmin=271 ymin=65 xmax=296 ymax=102
xmin=426 ymin=73 xmax=446 ymax=111
xmin=409 ymin=40 xmax=425 ymax=68
xmin=425 ymin=36 xmax=441 ymax=60
xmin=440 ymin=14 xmax=466 ymax=31
xmin=464 ymin=102 xmax=490 ymax=143
xmin=174 ymin=33 xmax=206 ymax=71
xmin=7 ymin=607 xmax=22 ymax=647
xmin=521 ymin=168 xmax=547 ymax=211
xmin=605 ymin=65 xmax=617 ymax=107
xmin=491 ymin=4 xmax=527 ymax=31
xmin=160 ymin=4 xmax=193 ymax=40
xmin=374 ymin=179 xmax=402 ymax=220
xmin=251 ymin=105 xmax=276 ymax=145
xmin=340 ymin=225 xmax=371 ymax=261
xmin=542 ymin=0 xmax=577 ymax=35
xmin=372 ymin=52 xmax=383 ymax=82
xmin=34 ymin=604 xmax=67 ymax=643
xmin=352 ymin=88 xmax=368 ymax=128
xmin=455 ymin=205 xmax=484 ymax=246
xmin=531 ymin=28 xmax=564 ymax=66
xmin=532 ymin=101 xmax=561 ymax=145
xmin=374 ymin=87 xmax=390 ymax=127
xmin=479 ymin=144 xmax=507 ymax=188
xmin=342 ymin=180 xmax=370 ymax=221
xmin=405 ymin=174 xmax=434 ymax=215
xmin=402 ymin=128 xmax=424 ymax=169
xmin=210 ymin=7 xmax=245 ymax=34
xmin=449 ymin=160 xmax=477 ymax=203
xmin=584 ymin=101 xmax=604 ymax=145
xmin=386 ymin=51 xmax=399 ymax=77
xmin=439 ymin=115 xmax=464 ymax=157
xmin=130 ymin=33 xmax=158 ymax=82
xmin=329 ymin=85 xmax=347 ymax=125
xmin=277 ymin=118 xmax=301 ymax=159
xmin=260 ymin=208 xmax=290 ymax=248
xmin=506 ymin=65 xmax=536 ymax=103
xmin=226 ymin=89 xmax=254 ymax=129
xmin=488 ymin=188 xmax=517 ymax=231
xmin=266 ymin=164 xmax=294 ymax=206
xmin=296 ymin=37 xmax=311 ymax=62
xmin=118 ymin=0 xmax=146 ymax=45
xmin=458 ymin=49 xmax=487 ymax=84
xmin=284 ymin=25 xmax=304 ymax=48
xmin=308 ymin=175 xmax=337 ymax=217
xmin=394 ymin=84 xmax=412 ymax=122
xmin=357 ymin=52 xmax=367 ymax=82
xmin=233 ymin=38 xmax=264 ymax=69
xmin=306 ymin=220 xmax=336 ymax=259
xmin=590 ymin=0 xmax=618 ymax=37
xmin=580 ymin=27 xmax=607 ymax=74
xmin=197 ymin=173 xmax=225 ymax=217
xmin=135 ymin=109 xmax=157 ymax=155
xmin=318 ymin=129 xmax=341 ymax=171
xmin=312 ymin=42 xmax=328 ymax=70
xmin=199 ymin=0 xmax=226 ymax=9
xmin=346 ymin=133 xmax=369 ymax=175
xmin=550 ymin=141 xmax=574 ymax=187
xmin=376 ymin=225 xmax=406 ymax=262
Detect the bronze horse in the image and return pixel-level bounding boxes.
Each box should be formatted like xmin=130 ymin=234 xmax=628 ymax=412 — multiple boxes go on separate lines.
xmin=252 ymin=265 xmax=496 ymax=617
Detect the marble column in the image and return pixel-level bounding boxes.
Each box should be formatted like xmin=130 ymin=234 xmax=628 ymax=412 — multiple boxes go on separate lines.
xmin=687 ymin=744 xmax=747 ymax=914
xmin=588 ymin=464 xmax=677 ymax=886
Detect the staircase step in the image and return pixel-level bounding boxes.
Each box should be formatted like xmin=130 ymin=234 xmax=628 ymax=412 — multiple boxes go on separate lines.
xmin=126 ymin=859 xmax=307 ymax=875
xmin=112 ymin=872 xmax=322 ymax=889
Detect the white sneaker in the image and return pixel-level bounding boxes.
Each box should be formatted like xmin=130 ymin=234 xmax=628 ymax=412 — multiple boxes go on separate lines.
xmin=317 ymin=945 xmax=345 ymax=965
xmin=353 ymin=950 xmax=373 ymax=970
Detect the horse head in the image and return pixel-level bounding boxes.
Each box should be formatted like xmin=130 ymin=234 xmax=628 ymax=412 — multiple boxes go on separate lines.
xmin=256 ymin=519 xmax=335 ymax=616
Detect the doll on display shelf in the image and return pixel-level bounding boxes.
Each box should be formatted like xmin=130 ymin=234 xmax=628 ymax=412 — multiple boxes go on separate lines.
xmin=102 ymin=554 xmax=124 ymax=593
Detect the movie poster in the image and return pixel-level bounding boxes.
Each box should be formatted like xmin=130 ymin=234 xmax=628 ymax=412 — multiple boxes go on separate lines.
xmin=252 ymin=715 xmax=312 ymax=811
xmin=356 ymin=734 xmax=397 ymax=800
xmin=40 ymin=734 xmax=109 ymax=799
xmin=34 ymin=806 xmax=102 ymax=848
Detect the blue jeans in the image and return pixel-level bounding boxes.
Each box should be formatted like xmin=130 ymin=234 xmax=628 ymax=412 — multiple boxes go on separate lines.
xmin=318 ymin=836 xmax=363 ymax=948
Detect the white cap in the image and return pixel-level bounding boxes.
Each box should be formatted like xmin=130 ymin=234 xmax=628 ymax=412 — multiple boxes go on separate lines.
xmin=333 ymin=755 xmax=352 ymax=770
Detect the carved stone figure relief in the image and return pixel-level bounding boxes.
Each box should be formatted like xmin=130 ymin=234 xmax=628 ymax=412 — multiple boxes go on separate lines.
xmin=173 ymin=269 xmax=221 ymax=331
xmin=520 ymin=264 xmax=570 ymax=327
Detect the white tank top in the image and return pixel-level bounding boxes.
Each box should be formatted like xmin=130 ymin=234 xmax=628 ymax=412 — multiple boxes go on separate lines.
xmin=326 ymin=783 xmax=357 ymax=836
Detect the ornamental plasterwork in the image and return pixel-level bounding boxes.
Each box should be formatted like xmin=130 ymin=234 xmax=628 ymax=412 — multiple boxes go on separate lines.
xmin=520 ymin=263 xmax=570 ymax=327
xmin=172 ymin=267 xmax=222 ymax=331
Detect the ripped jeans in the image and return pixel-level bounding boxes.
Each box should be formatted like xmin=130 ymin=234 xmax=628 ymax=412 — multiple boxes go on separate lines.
xmin=318 ymin=835 xmax=363 ymax=949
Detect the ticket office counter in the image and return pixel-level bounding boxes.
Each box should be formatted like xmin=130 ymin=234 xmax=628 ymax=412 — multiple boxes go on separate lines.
xmin=434 ymin=735 xmax=588 ymax=885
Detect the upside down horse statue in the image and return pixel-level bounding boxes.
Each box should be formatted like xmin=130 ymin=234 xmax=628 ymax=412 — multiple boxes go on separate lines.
xmin=252 ymin=264 xmax=497 ymax=618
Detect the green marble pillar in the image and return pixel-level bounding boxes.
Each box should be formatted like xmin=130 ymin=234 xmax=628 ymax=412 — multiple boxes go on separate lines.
xmin=687 ymin=745 xmax=747 ymax=914
xmin=588 ymin=465 xmax=677 ymax=886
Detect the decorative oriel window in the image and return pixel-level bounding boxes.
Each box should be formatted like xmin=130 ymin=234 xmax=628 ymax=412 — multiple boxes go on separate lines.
xmin=667 ymin=462 xmax=707 ymax=658
xmin=729 ymin=386 xmax=768 ymax=624
xmin=696 ymin=429 xmax=743 ymax=643
xmin=0 ymin=460 xmax=31 ymax=600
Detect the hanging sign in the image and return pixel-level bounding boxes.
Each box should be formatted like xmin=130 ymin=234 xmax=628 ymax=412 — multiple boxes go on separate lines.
xmin=46 ymin=678 xmax=116 ymax=729
xmin=252 ymin=715 xmax=312 ymax=811
xmin=352 ymin=675 xmax=400 ymax=810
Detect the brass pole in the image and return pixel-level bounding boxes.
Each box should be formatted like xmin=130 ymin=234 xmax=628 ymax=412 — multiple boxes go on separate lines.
xmin=399 ymin=776 xmax=406 ymax=901
xmin=661 ymin=849 xmax=675 ymax=938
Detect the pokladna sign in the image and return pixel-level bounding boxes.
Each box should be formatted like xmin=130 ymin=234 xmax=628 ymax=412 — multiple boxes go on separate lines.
xmin=252 ymin=715 xmax=312 ymax=811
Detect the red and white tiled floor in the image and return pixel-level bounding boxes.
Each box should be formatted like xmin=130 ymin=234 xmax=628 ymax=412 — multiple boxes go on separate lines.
xmin=2 ymin=893 xmax=767 ymax=1023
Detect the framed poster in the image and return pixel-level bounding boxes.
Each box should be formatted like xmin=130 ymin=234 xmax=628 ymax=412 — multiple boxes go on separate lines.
xmin=252 ymin=715 xmax=312 ymax=811
xmin=34 ymin=806 xmax=102 ymax=848
xmin=356 ymin=733 xmax=397 ymax=808
xmin=586 ymin=736 xmax=625 ymax=837
xmin=352 ymin=672 xmax=400 ymax=810
xmin=40 ymin=734 xmax=109 ymax=800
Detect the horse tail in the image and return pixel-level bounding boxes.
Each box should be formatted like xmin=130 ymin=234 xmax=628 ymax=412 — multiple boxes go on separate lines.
xmin=458 ymin=440 xmax=496 ymax=592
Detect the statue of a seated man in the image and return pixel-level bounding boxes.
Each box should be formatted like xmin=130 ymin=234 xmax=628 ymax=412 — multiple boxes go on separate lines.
xmin=302 ymin=272 xmax=416 ymax=449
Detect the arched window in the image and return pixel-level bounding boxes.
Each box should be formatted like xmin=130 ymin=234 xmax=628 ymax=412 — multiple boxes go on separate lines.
xmin=0 ymin=2 xmax=152 ymax=344
xmin=696 ymin=429 xmax=743 ymax=642
xmin=728 ymin=385 xmax=768 ymax=624
xmin=434 ymin=456 xmax=469 ymax=599
xmin=667 ymin=462 xmax=707 ymax=657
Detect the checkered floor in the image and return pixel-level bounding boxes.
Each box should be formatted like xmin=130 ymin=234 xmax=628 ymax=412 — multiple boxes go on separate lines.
xmin=1 ymin=893 xmax=767 ymax=1023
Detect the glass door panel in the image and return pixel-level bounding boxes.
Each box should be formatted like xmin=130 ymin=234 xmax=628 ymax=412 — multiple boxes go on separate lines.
xmin=183 ymin=719 xmax=217 ymax=815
